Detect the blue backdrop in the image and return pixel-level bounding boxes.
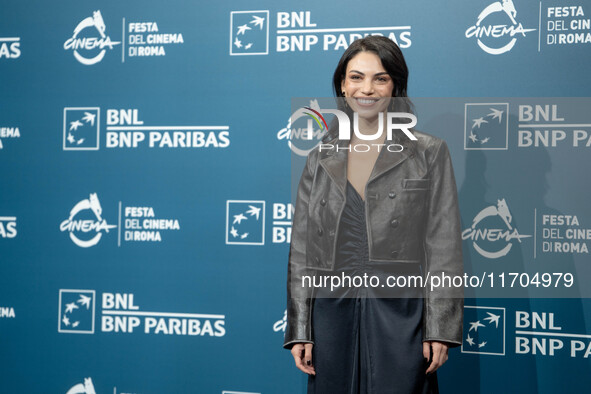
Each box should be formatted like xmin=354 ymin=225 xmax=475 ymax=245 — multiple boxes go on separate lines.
xmin=1 ymin=1 xmax=590 ymax=393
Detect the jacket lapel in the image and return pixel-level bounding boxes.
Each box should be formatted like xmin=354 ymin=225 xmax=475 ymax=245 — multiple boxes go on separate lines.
xmin=368 ymin=144 xmax=412 ymax=184
xmin=319 ymin=140 xmax=348 ymax=197
xmin=319 ymin=138 xmax=415 ymax=194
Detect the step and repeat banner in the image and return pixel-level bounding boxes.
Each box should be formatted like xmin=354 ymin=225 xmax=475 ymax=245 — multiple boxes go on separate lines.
xmin=1 ymin=1 xmax=591 ymax=393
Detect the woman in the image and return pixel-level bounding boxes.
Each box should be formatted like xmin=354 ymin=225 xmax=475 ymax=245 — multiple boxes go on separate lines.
xmin=284 ymin=36 xmax=463 ymax=393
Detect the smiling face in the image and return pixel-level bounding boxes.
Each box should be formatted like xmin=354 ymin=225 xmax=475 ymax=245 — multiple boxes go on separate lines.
xmin=340 ymin=51 xmax=394 ymax=120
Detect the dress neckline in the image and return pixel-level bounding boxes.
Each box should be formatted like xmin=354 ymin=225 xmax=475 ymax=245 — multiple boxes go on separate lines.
xmin=346 ymin=179 xmax=365 ymax=202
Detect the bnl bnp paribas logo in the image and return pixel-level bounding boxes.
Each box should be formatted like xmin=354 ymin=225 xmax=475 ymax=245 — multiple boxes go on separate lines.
xmin=0 ymin=34 xmax=20 ymax=59
xmin=60 ymin=193 xmax=116 ymax=248
xmin=226 ymin=200 xmax=265 ymax=245
xmin=465 ymin=0 xmax=535 ymax=54
xmin=230 ymin=10 xmax=411 ymax=55
xmin=63 ymin=107 xmax=230 ymax=150
xmin=462 ymin=198 xmax=531 ymax=259
xmin=229 ymin=11 xmax=269 ymax=55
xmin=58 ymin=290 xmax=96 ymax=334
xmin=0 ymin=215 xmax=17 ymax=239
xmin=462 ymin=306 xmax=506 ymax=356
xmin=226 ymin=200 xmax=293 ymax=245
xmin=464 ymin=103 xmax=509 ymax=150
xmin=58 ymin=289 xmax=226 ymax=337
xmin=63 ymin=108 xmax=100 ymax=150
xmin=63 ymin=10 xmax=120 ymax=65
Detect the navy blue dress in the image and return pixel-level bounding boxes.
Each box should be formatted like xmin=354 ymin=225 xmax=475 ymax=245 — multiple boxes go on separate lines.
xmin=308 ymin=180 xmax=438 ymax=394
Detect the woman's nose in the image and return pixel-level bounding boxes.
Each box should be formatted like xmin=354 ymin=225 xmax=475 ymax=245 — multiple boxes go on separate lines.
xmin=361 ymin=79 xmax=374 ymax=94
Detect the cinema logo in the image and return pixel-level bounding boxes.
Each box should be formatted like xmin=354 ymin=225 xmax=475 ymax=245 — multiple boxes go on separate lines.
xmin=64 ymin=10 xmax=121 ymax=65
xmin=60 ymin=193 xmax=182 ymax=247
xmin=546 ymin=6 xmax=591 ymax=47
xmin=465 ymin=0 xmax=535 ymax=54
xmin=540 ymin=214 xmax=590 ymax=254
xmin=64 ymin=11 xmax=185 ymax=64
xmin=273 ymin=310 xmax=287 ymax=333
xmin=230 ymin=10 xmax=411 ymax=55
xmin=66 ymin=377 xmax=96 ymax=394
xmin=59 ymin=289 xmax=226 ymax=337
xmin=122 ymin=205 xmax=180 ymax=243
xmin=60 ymin=193 xmax=116 ymax=248
xmin=66 ymin=376 xmax=137 ymax=394
xmin=278 ymin=100 xmax=325 ymax=156
xmin=0 ymin=306 xmax=15 ymax=319
xmin=0 ymin=126 xmax=21 ymax=150
xmin=462 ymin=198 xmax=531 ymax=259
xmin=126 ymin=21 xmax=184 ymax=58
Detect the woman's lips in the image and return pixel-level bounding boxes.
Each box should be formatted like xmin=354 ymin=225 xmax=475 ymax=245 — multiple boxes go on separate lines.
xmin=354 ymin=97 xmax=380 ymax=107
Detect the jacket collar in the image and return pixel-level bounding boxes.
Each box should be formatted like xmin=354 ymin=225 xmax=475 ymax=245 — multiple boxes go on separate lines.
xmin=319 ymin=137 xmax=416 ymax=197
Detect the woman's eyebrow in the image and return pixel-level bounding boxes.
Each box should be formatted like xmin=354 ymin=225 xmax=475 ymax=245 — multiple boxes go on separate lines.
xmin=348 ymin=70 xmax=389 ymax=76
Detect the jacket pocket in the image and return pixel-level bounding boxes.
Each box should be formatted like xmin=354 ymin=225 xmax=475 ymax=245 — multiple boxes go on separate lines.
xmin=403 ymin=178 xmax=430 ymax=190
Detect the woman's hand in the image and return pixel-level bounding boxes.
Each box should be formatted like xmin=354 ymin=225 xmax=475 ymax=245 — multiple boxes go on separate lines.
xmin=290 ymin=343 xmax=316 ymax=375
xmin=423 ymin=340 xmax=449 ymax=374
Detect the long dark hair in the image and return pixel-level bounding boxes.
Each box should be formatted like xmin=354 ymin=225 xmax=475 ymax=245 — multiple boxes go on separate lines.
xmin=323 ymin=36 xmax=413 ymax=143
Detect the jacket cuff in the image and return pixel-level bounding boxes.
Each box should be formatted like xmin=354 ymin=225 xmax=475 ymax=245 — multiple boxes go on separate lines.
xmin=422 ymin=297 xmax=464 ymax=347
xmin=283 ymin=297 xmax=313 ymax=348
xmin=422 ymin=338 xmax=462 ymax=348
xmin=283 ymin=339 xmax=314 ymax=350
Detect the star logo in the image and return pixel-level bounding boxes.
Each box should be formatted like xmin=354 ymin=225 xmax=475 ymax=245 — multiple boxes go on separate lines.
xmin=462 ymin=306 xmax=505 ymax=356
xmin=58 ymin=289 xmax=96 ymax=334
xmin=464 ymin=103 xmax=509 ymax=150
xmin=63 ymin=107 xmax=100 ymax=150
xmin=226 ymin=200 xmax=266 ymax=245
xmin=230 ymin=11 xmax=269 ymax=56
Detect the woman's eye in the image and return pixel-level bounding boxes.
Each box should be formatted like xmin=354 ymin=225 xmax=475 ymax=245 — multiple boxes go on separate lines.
xmin=350 ymin=75 xmax=361 ymax=80
xmin=377 ymin=77 xmax=389 ymax=82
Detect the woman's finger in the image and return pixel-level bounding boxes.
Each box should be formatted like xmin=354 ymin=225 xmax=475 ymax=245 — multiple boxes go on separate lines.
xmin=304 ymin=343 xmax=316 ymax=375
xmin=291 ymin=345 xmax=307 ymax=373
xmin=291 ymin=344 xmax=316 ymax=375
xmin=425 ymin=342 xmax=448 ymax=374
xmin=422 ymin=342 xmax=431 ymax=361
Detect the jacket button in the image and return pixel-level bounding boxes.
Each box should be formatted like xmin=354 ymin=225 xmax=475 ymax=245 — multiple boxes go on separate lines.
xmin=317 ymin=228 xmax=324 ymax=236
xmin=388 ymin=191 xmax=396 ymax=199
xmin=390 ymin=219 xmax=399 ymax=228
xmin=390 ymin=250 xmax=399 ymax=258
xmin=320 ymin=198 xmax=326 ymax=206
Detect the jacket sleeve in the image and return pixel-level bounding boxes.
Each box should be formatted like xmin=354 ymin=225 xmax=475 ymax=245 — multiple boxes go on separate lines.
xmin=422 ymin=140 xmax=464 ymax=347
xmin=283 ymin=150 xmax=317 ymax=349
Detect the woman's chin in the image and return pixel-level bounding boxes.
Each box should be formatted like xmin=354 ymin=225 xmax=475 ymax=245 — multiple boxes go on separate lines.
xmin=352 ymin=107 xmax=385 ymax=121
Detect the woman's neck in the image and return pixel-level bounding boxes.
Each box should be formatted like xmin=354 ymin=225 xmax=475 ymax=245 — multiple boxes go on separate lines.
xmin=351 ymin=111 xmax=387 ymax=144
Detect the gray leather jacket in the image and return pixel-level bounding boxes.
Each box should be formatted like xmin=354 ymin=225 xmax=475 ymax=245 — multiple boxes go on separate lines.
xmin=284 ymin=130 xmax=464 ymax=349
